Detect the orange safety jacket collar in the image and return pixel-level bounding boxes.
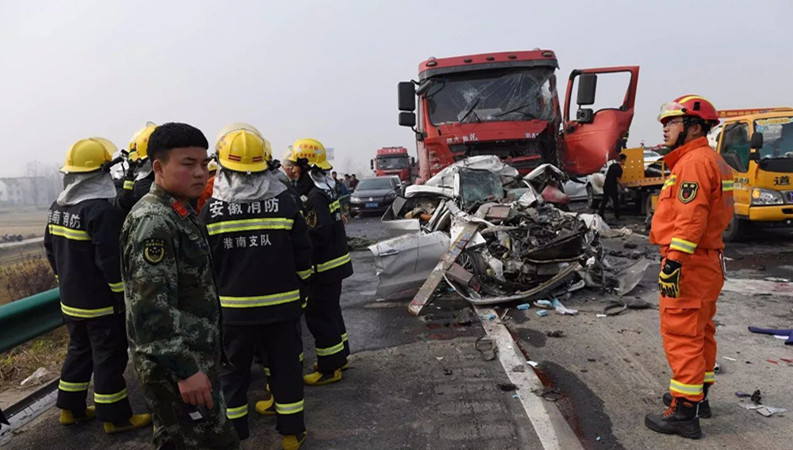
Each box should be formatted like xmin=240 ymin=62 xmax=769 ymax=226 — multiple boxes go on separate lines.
xmin=662 ymin=137 xmax=709 ymax=170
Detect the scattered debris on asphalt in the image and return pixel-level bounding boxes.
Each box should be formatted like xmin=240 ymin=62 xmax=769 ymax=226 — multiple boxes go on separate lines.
xmin=752 ymin=389 xmax=763 ymax=404
xmin=347 ymin=236 xmax=376 ymax=250
xmin=723 ymin=356 xmax=737 ymax=362
xmin=475 ymin=336 xmax=497 ymax=361
xmin=546 ymin=330 xmax=565 ymax=338
xmin=539 ymin=387 xmax=562 ymax=402
xmin=535 ymin=310 xmax=548 ymax=317
xmin=756 ymin=406 xmax=787 ymax=417
xmin=498 ymin=383 xmax=518 ymax=392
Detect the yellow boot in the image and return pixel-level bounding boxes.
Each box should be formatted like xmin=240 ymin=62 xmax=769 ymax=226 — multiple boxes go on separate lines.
xmin=303 ymin=369 xmax=342 ymax=386
xmin=282 ymin=431 xmax=307 ymax=450
xmin=104 ymin=413 xmax=152 ymax=434
xmin=59 ymin=406 xmax=96 ymax=425
xmin=255 ymin=396 xmax=276 ymax=416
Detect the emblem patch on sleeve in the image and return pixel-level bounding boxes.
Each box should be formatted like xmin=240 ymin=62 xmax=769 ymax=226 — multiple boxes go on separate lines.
xmin=678 ymin=182 xmax=699 ymax=204
xmin=306 ymin=210 xmax=318 ymax=228
xmin=143 ymin=238 xmax=165 ymax=265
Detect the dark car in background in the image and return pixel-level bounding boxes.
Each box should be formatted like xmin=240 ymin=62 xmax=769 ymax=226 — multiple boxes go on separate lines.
xmin=350 ymin=177 xmax=400 ymax=216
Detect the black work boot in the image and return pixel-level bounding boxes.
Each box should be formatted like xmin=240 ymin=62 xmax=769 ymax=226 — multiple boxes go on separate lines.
xmin=663 ymin=384 xmax=711 ymax=418
xmin=645 ymin=397 xmax=702 ymax=439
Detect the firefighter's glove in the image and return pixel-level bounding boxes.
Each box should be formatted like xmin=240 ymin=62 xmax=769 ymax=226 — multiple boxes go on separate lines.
xmin=658 ymin=259 xmax=682 ymax=298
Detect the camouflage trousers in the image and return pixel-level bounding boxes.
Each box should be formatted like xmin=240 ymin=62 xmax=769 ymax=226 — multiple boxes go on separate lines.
xmin=140 ymin=380 xmax=239 ymax=449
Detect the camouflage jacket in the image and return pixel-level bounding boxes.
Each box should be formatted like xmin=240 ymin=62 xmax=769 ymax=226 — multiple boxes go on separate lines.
xmin=121 ymin=183 xmax=222 ymax=384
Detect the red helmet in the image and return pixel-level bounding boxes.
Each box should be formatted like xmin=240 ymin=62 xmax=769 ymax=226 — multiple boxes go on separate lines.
xmin=658 ymin=95 xmax=719 ymax=125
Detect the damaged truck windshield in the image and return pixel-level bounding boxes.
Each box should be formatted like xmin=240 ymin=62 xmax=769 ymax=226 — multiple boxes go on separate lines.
xmin=426 ymin=68 xmax=556 ymax=125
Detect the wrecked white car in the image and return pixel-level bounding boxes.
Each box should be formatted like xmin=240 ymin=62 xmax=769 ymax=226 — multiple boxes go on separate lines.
xmin=370 ymin=156 xmax=649 ymax=309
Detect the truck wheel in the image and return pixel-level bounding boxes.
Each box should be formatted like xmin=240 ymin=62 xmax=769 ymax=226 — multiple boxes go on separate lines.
xmin=642 ymin=192 xmax=653 ymax=216
xmin=586 ymin=185 xmax=600 ymax=210
xmin=723 ymin=215 xmax=748 ymax=242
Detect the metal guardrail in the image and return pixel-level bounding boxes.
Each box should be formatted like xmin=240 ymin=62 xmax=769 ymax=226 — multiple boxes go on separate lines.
xmin=0 ymin=288 xmax=62 ymax=354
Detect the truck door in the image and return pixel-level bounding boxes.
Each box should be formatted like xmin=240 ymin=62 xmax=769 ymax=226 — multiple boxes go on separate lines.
xmin=561 ymin=66 xmax=639 ymax=175
xmin=716 ymin=121 xmax=752 ymax=215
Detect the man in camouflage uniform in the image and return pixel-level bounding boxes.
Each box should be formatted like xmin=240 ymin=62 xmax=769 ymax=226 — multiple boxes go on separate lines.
xmin=121 ymin=122 xmax=239 ymax=449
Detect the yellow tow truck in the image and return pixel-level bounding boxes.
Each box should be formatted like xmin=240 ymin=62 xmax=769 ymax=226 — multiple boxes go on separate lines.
xmin=714 ymin=107 xmax=793 ymax=240
xmin=619 ymin=146 xmax=667 ymax=215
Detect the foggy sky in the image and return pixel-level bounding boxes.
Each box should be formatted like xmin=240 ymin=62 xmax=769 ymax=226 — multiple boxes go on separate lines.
xmin=1 ymin=0 xmax=791 ymax=177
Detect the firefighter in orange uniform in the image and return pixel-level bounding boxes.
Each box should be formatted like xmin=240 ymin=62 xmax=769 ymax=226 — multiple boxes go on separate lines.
xmin=645 ymin=95 xmax=734 ymax=439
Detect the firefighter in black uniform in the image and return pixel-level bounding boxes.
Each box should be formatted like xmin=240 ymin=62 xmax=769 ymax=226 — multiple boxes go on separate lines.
xmin=201 ymin=127 xmax=312 ymax=449
xmin=285 ymin=138 xmax=353 ymax=386
xmin=44 ymin=138 xmax=151 ymax=433
xmin=116 ymin=122 xmax=157 ymax=215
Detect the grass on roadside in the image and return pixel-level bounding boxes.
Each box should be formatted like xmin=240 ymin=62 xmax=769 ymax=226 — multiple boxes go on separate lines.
xmin=0 ymin=328 xmax=68 ymax=390
xmin=0 ymin=255 xmax=64 ymax=390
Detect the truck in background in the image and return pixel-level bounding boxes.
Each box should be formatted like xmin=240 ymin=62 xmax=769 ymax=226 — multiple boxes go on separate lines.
xmin=370 ymin=146 xmax=414 ymax=185
xmin=397 ymin=49 xmax=639 ymax=183
xmin=713 ymin=107 xmax=793 ymax=240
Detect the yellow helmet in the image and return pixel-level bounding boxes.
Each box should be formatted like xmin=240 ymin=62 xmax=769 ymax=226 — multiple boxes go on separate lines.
xmin=290 ymin=138 xmax=331 ymax=170
xmin=207 ymin=159 xmax=219 ymax=172
xmin=61 ymin=138 xmax=113 ymax=174
xmin=216 ymin=129 xmax=272 ymax=173
xmin=128 ymin=122 xmax=158 ymax=162
xmin=91 ymin=137 xmax=119 ymax=155
xmin=215 ymin=122 xmax=263 ymax=145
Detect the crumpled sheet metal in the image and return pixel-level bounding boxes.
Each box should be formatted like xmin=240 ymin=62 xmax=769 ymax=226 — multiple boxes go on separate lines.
xmin=445 ymin=263 xmax=581 ymax=305
xmin=422 ymin=155 xmax=519 ymax=190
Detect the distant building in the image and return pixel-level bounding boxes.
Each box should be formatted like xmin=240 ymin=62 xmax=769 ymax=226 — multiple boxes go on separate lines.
xmin=0 ymin=176 xmax=62 ymax=206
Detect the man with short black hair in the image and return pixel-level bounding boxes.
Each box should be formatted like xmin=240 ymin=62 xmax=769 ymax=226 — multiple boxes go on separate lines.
xmin=121 ymin=122 xmax=239 ymax=449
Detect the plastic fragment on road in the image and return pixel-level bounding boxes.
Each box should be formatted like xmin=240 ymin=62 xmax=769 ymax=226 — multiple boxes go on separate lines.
xmin=517 ymin=303 xmax=531 ymax=310
xmin=759 ymin=406 xmax=787 ymax=416
xmin=552 ymin=298 xmax=578 ymax=315
xmin=527 ymin=360 xmax=539 ymax=367
xmin=723 ymin=356 xmax=737 ymax=362
xmin=748 ymin=326 xmax=793 ymax=345
xmin=480 ymin=313 xmax=497 ymax=320
xmin=596 ymin=314 xmax=607 ymax=318
xmin=533 ymin=300 xmax=553 ymax=309
xmin=535 ymin=310 xmax=548 ymax=317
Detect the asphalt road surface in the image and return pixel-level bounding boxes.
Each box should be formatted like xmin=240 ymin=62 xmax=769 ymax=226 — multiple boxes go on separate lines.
xmin=5 ymin=210 xmax=793 ymax=449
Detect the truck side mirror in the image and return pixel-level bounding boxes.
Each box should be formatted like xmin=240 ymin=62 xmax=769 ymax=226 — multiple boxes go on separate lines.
xmin=370 ymin=159 xmax=374 ymax=170
xmin=577 ymin=74 xmax=597 ymax=106
xmin=576 ymin=108 xmax=594 ymax=124
xmin=750 ymin=132 xmax=763 ymax=149
xmin=398 ymin=81 xmax=416 ymax=112
xmin=399 ymin=112 xmax=416 ymax=128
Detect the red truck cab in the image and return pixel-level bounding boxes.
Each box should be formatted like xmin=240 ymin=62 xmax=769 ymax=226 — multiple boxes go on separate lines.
xmin=398 ymin=50 xmax=638 ymax=182
xmin=370 ymin=146 xmax=414 ymax=184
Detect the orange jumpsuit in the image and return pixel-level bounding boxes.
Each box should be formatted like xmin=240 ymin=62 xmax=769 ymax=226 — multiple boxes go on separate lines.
xmin=197 ymin=175 xmax=216 ymax=212
xmin=649 ymin=136 xmax=734 ymax=401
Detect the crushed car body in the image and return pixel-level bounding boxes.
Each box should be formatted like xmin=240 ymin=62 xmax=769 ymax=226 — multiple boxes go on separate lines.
xmin=369 ymin=156 xmax=649 ymax=310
